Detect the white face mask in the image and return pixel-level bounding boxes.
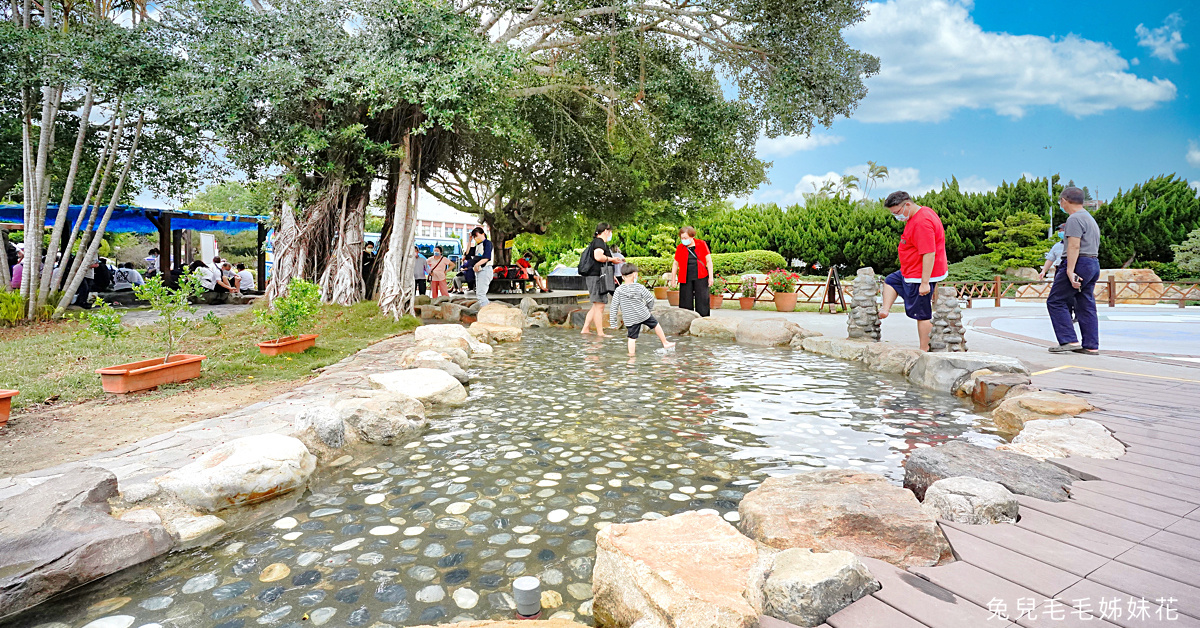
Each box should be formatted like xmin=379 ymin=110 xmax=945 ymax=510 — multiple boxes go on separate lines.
xmin=892 ymin=213 xmax=908 ymax=223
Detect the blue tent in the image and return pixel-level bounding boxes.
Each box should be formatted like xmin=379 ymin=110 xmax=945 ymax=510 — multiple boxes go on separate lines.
xmin=0 ymin=204 xmax=267 ymax=234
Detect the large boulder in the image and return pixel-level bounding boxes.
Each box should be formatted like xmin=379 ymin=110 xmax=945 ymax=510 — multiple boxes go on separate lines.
xmin=527 ymin=311 xmax=551 ymax=328
xmin=992 ymin=391 xmax=1095 ymax=432
xmin=903 ymin=440 xmax=1074 ymax=502
xmin=415 ymin=304 xmax=442 ymax=319
xmin=919 ymin=476 xmax=1018 ymax=525
xmin=417 ymin=334 xmax=473 ymax=356
xmin=997 ymin=418 xmax=1125 ymax=460
xmin=570 ymin=305 xmax=612 ymax=329
xmin=157 ymin=434 xmax=317 ymax=512
xmin=0 ymin=467 xmax=175 ymax=617
xmin=335 ymin=390 xmax=427 ymax=444
xmin=906 ymin=352 xmax=1028 ymax=393
xmin=292 ymin=404 xmax=346 ymax=456
xmin=738 ymin=469 xmax=952 ymax=569
xmin=471 ymin=321 xmax=523 ymax=342
xmin=478 ymin=302 xmax=526 ymax=328
xmin=593 ymin=511 xmax=760 ymax=628
xmin=370 ymin=368 xmax=469 ymax=406
xmin=689 ymin=317 xmax=740 ymax=340
xmin=799 ymin=337 xmax=869 ymax=361
xmin=1095 ymin=268 xmax=1164 ymax=304
xmin=405 ymin=344 xmax=471 ymax=369
xmin=761 ymin=549 xmax=880 ymax=628
xmin=859 ymin=344 xmax=922 ymax=374
xmin=519 ymin=296 xmax=546 ymax=317
xmin=409 ymin=621 xmax=589 ymax=628
xmin=652 ymin=306 xmax=701 ymax=336
xmin=971 ymin=372 xmax=1034 ymax=407
xmin=413 ymin=357 xmax=470 ymax=384
xmin=441 ymin=302 xmax=467 ymax=323
xmin=735 ymin=317 xmax=795 ymax=346
xmin=546 ymin=304 xmax=578 ymax=325
xmin=414 ymin=323 xmax=491 ymax=356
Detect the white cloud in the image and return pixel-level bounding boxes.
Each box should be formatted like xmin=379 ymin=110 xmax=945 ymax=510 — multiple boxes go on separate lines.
xmin=847 ymin=0 xmax=1177 ymax=122
xmin=1188 ymin=140 xmax=1200 ymax=168
xmin=957 ymin=175 xmax=993 ymax=193
xmin=1136 ymin=13 xmax=1187 ymax=63
xmin=756 ymin=133 xmax=844 ymax=158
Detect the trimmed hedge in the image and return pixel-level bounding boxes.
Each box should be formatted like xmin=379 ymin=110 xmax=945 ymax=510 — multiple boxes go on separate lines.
xmin=624 ymin=250 xmax=786 ymax=277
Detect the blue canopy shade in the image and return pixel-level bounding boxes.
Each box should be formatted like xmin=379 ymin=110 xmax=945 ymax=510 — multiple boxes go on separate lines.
xmin=0 ymin=204 xmax=268 ymax=234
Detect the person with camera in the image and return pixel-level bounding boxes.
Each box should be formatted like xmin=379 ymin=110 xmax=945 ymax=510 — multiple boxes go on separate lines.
xmin=1045 ymin=187 xmax=1101 ymax=355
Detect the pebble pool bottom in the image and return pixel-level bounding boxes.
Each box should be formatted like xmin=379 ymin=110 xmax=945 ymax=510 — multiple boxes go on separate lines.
xmin=12 ymin=329 xmax=1004 ymax=628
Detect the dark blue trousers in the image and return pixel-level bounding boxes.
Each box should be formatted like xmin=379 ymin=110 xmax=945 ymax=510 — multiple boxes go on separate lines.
xmin=1045 ymin=256 xmax=1100 ymax=350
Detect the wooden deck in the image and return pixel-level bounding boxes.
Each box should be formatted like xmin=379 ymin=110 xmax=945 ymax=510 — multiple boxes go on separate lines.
xmin=784 ymin=367 xmax=1200 ymax=628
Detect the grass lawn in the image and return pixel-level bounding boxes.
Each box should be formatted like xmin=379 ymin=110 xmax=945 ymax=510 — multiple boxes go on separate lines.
xmin=0 ymin=301 xmax=420 ymax=411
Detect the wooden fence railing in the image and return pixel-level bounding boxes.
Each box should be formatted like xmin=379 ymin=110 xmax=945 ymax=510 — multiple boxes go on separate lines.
xmin=722 ymin=276 xmax=1200 ymax=308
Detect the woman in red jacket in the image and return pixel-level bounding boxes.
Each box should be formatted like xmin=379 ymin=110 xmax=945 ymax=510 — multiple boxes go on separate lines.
xmin=669 ymin=226 xmax=714 ymax=316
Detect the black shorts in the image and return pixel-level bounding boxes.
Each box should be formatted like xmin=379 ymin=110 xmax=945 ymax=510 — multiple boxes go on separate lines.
xmin=884 ymin=270 xmax=935 ymax=320
xmin=626 ymin=315 xmax=658 ymax=339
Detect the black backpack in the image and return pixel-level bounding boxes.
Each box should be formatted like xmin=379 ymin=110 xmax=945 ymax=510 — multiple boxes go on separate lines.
xmin=577 ymin=244 xmax=596 ymax=275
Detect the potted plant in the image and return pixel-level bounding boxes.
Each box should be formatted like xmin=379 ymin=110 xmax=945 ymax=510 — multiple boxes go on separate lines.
xmin=709 ymin=275 xmax=729 ymax=309
xmin=651 ymin=275 xmax=669 ymax=300
xmin=666 ymin=274 xmax=680 ymax=306
xmin=738 ymin=275 xmax=757 ymax=310
xmin=766 ymin=270 xmax=801 ymax=312
xmin=0 ymin=389 xmax=17 ymax=427
xmin=96 ymin=274 xmax=207 ymax=394
xmin=255 ymin=278 xmax=322 ymax=356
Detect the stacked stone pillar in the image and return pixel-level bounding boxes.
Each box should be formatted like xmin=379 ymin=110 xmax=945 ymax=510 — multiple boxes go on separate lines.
xmin=847 ymin=268 xmax=881 ymax=341
xmin=929 ymin=285 xmax=967 ymax=352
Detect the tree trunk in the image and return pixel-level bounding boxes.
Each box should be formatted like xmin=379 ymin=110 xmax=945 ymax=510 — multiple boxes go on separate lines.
xmin=370 ymin=161 xmax=399 ymax=300
xmin=319 ymin=183 xmax=367 ymax=305
xmin=377 ymin=133 xmax=418 ymax=319
xmin=38 ymin=86 xmax=94 ymax=310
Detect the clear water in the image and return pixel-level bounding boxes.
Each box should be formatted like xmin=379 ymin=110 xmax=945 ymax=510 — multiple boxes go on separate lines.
xmin=14 ymin=329 xmax=1001 ymax=628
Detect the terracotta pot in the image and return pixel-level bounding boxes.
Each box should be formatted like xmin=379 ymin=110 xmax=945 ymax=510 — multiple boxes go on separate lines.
xmin=0 ymin=390 xmax=17 ymax=427
xmin=96 ymin=354 xmax=206 ymax=394
xmin=773 ymin=292 xmax=799 ymax=312
xmin=710 ymin=295 xmax=724 ymax=309
xmin=739 ymin=297 xmax=755 ymax=310
xmin=258 ymin=333 xmax=319 ymax=356
xmin=653 ymin=286 xmax=668 ymax=300
xmin=667 ymin=290 xmax=680 ymax=307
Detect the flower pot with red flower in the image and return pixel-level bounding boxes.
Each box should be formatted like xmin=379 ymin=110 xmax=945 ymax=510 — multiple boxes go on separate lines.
xmin=767 ymin=270 xmax=801 ymax=312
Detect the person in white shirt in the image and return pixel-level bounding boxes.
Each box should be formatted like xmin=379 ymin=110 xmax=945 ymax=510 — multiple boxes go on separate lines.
xmin=112 ymin=263 xmax=145 ymax=291
xmin=190 ymin=260 xmax=218 ymax=291
xmin=236 ymin=263 xmax=256 ymax=291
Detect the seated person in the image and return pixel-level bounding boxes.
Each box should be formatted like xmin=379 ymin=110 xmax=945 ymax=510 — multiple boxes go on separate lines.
xmin=515 ymin=252 xmax=549 ymax=293
xmin=111 ymin=262 xmax=146 ymax=291
xmin=220 ymin=262 xmax=242 ymax=294
xmin=236 ymin=263 xmax=257 ymax=292
xmin=189 ymin=260 xmax=221 ymax=292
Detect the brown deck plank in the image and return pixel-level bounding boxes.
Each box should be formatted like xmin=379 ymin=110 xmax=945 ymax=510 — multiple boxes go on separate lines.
xmin=940 ymin=526 xmax=1082 ymax=597
xmin=823 ymin=596 xmax=927 ymax=628
xmin=759 ymin=616 xmax=817 ymax=628
xmin=1067 ymin=480 xmax=1198 ymax=517
xmin=1110 ymin=432 xmax=1200 ymax=457
xmin=1062 ymin=485 xmax=1183 ymax=529
xmin=909 ymin=560 xmax=1057 ymax=621
xmin=1117 ymin=452 xmax=1200 ymax=477
xmin=940 ymin=520 xmax=1109 ymax=577
xmin=1123 ymin=444 xmax=1200 ymax=467
xmin=1013 ymin=508 xmax=1137 ymax=559
xmin=1018 ymin=601 xmax=1121 ymax=628
xmin=1097 ymin=414 xmax=1200 ymax=437
xmin=1142 ymin=529 xmax=1200 ymax=563
xmin=1087 ymin=561 xmax=1200 ymax=620
xmin=1016 ymin=495 xmax=1160 ymax=543
xmin=858 ymin=557 xmax=1014 ymax=628
xmin=1050 ymin=459 xmax=1200 ymax=503
xmin=1113 ymin=544 xmax=1200 ymax=588
xmin=1078 ymin=457 xmax=1200 ymax=489
xmin=1056 ymin=579 xmax=1200 ymax=627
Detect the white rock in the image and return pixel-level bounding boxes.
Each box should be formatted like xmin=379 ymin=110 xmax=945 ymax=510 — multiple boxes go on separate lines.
xmin=157 ymin=434 xmax=316 ymax=512
xmin=369 ymin=369 xmax=468 ymax=406
xmin=471 ymin=321 xmax=522 ymax=342
xmin=168 ymin=515 xmax=227 ymax=542
xmin=690 ymin=317 xmax=740 ymax=340
xmin=452 ymin=587 xmax=480 ymax=609
xmin=920 ymin=476 xmax=1018 ymax=525
xmin=335 ymin=391 xmax=426 ymax=444
xmin=736 ymin=318 xmax=797 ymax=346
xmin=998 ymin=418 xmax=1125 ymax=460
xmin=478 ymin=303 xmax=526 ymax=328
xmin=413 ymin=323 xmax=490 ymax=356
xmin=906 ymin=352 xmax=1028 ymax=394
xmin=762 ymin=548 xmax=880 ymax=627
xmin=118 ymin=509 xmax=162 ymax=525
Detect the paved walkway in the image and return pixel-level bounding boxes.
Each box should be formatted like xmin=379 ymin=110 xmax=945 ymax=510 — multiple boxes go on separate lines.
xmin=0 ymin=334 xmax=414 ymax=502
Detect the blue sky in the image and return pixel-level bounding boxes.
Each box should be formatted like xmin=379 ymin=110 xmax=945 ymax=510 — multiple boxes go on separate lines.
xmin=740 ymin=0 xmax=1199 ymax=206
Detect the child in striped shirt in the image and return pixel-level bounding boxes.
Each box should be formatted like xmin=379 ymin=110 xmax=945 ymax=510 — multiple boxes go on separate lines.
xmin=610 ymin=264 xmax=675 ymax=356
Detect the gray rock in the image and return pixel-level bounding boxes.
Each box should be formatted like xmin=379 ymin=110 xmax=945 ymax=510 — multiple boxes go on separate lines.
xmin=369 ymin=368 xmax=468 ymax=406
xmin=0 ymin=467 xmax=174 ymax=617
xmin=294 ymin=405 xmax=346 ymax=450
xmin=157 ymin=434 xmax=317 ymax=512
xmin=415 ymin=304 xmax=441 ymax=319
xmin=762 ymin=548 xmax=880 ymax=627
xmin=859 ymin=343 xmax=922 ymax=374
xmin=920 ymin=476 xmax=1018 ymax=525
xmin=412 ymin=358 xmax=470 ymax=385
xmin=904 ymin=440 xmax=1074 ymax=502
xmin=440 ymin=302 xmax=466 ymax=323
xmin=689 ymin=317 xmax=740 ymax=340
xmin=997 ymin=418 xmax=1125 ymax=461
xmin=336 ymin=391 xmax=426 ymax=445
xmin=651 ymin=306 xmax=701 ymax=336
xmin=971 ymin=372 xmax=1033 ymax=407
xmin=906 ymin=352 xmax=1029 ymax=394
xmin=545 ymin=304 xmax=578 ymax=325
xmin=519 ymin=297 xmax=547 ymax=317
xmin=414 ymin=294 xmax=432 ymax=306
xmin=168 ymin=515 xmax=227 ymax=542
xmin=526 ymin=311 xmax=551 ymax=328
xmin=799 ymin=337 xmax=869 ymax=361
xmin=120 ymin=481 xmax=161 ymax=503
xmin=735 ymin=317 xmax=795 ymax=346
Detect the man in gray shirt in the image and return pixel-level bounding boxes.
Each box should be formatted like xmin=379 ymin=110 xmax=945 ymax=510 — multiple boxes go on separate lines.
xmin=1045 ymin=186 xmax=1101 ymax=354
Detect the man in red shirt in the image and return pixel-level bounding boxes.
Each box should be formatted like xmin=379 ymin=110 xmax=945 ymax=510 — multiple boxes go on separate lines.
xmin=878 ymin=191 xmax=948 ymax=351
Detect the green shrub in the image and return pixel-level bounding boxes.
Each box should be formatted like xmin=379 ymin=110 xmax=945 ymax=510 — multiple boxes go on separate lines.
xmin=982 ymin=212 xmax=1052 ymax=270
xmin=134 ymin=273 xmax=207 ymax=360
xmin=1172 ymin=227 xmax=1200 ymax=275
xmin=623 ymin=256 xmax=673 ymax=277
xmin=712 ymin=250 xmax=786 ymax=274
xmin=1147 ymin=260 xmax=1186 ymax=281
xmin=946 ymin=254 xmax=1003 ymax=282
xmin=256 ymin=278 xmax=322 ymax=341
xmin=0 ymin=291 xmax=24 ymax=326
xmin=80 ymin=299 xmax=126 ymax=339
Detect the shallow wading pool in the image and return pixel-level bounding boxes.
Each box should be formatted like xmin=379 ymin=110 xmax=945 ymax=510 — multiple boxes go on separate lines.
xmin=10 ymin=329 xmax=1002 ymax=628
